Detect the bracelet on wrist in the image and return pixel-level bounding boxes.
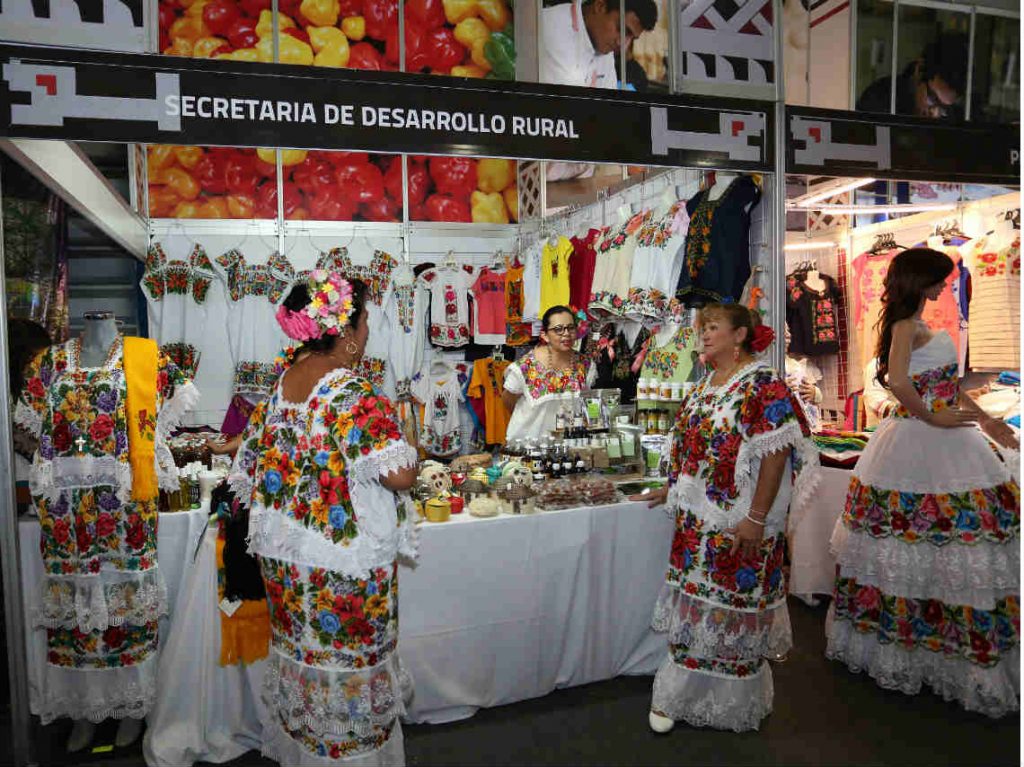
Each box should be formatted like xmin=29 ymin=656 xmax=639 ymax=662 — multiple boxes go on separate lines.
xmin=744 ymin=513 xmax=766 ymax=526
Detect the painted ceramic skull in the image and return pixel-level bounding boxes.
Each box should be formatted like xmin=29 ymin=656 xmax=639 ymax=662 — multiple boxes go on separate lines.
xmin=418 ymin=461 xmax=452 ymax=496
xmin=501 ymin=461 xmax=533 ymax=488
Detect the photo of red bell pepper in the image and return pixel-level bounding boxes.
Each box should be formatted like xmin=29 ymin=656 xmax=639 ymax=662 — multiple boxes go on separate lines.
xmin=429 ymin=157 xmax=477 ymax=200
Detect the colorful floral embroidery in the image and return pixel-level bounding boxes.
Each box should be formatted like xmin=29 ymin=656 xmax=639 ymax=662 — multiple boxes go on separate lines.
xmin=217 ymin=250 xmax=296 ymax=303
xmin=46 ymin=621 xmax=159 ymax=669
xmin=505 ymin=271 xmax=531 ymax=346
xmin=325 ymin=248 xmax=396 ymax=306
xmin=892 ymin=362 xmax=959 ymax=418
xmin=812 ymin=297 xmax=838 ymax=344
xmin=245 ymin=374 xmax=402 ymax=546
xmin=395 ymin=282 xmax=416 ymax=332
xmin=517 ymin=352 xmax=587 ymax=401
xmin=143 ymin=243 xmax=215 ymax=304
xmin=843 ymin=475 xmax=1019 ymax=546
xmin=233 ymin=360 xmax=280 ymax=398
xmin=160 ymin=342 xmax=200 ymax=379
xmin=832 ymin=576 xmax=1019 ymax=668
xmin=684 ymin=183 xmax=733 ymax=280
xmin=355 ymin=357 xmax=387 ymax=391
xmin=975 ymin=239 xmax=1021 ymax=278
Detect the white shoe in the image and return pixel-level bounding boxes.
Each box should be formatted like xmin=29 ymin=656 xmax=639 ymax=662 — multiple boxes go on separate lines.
xmin=67 ymin=720 xmax=96 ymax=752
xmin=115 ymin=717 xmax=143 ymax=748
xmin=649 ymin=711 xmax=675 ymax=734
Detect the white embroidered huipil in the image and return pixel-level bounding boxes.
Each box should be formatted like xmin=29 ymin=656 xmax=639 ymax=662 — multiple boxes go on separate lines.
xmin=628 ymin=201 xmax=690 ymax=319
xmin=391 ymin=262 xmax=429 ymax=400
xmin=142 ymin=242 xmax=217 ymax=353
xmin=417 ymin=264 xmax=476 ymax=348
xmin=215 ymin=249 xmax=296 ymax=401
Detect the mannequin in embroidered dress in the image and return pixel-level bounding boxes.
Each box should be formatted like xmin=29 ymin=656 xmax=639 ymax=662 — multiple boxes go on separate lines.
xmin=502 ymin=306 xmax=588 ymax=442
xmin=229 ymin=272 xmax=419 ymax=766
xmin=634 ymin=303 xmax=817 ymax=733
xmin=14 ymin=312 xmax=199 ymax=753
xmin=827 ymin=249 xmax=1020 ymax=717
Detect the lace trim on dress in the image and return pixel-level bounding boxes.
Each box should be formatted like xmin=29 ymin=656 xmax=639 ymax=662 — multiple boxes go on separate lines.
xmin=30 ymin=455 xmax=135 ymax=505
xmin=826 ymin=616 xmax=1020 ymax=719
xmin=348 ymin=443 xmax=419 ymax=486
xmin=650 ymin=654 xmax=773 ymax=733
xmin=263 ymin=649 xmax=405 ymax=741
xmin=651 ymin=582 xmax=792 ymax=660
xmin=37 ymin=650 xmax=158 ymax=725
xmin=666 ymin=474 xmax=789 ymax=535
xmin=156 ymin=381 xmax=200 ymax=492
xmin=13 ymin=398 xmax=42 ymax=437
xmin=735 ymin=420 xmax=821 ymax=511
xmin=35 ymin=567 xmax=168 ymax=632
xmin=832 ymin=527 xmax=1019 ymax=609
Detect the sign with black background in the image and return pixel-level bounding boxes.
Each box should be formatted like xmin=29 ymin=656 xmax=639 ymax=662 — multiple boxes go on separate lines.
xmin=0 ymin=44 xmax=773 ymax=171
xmin=788 ymin=106 xmax=1020 ymax=187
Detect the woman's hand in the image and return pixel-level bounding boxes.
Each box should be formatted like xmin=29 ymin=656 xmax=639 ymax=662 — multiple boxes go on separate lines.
xmin=206 ymin=434 xmax=242 ymax=456
xmin=630 ymin=486 xmax=667 ymax=508
xmin=982 ymin=418 xmax=1020 ymax=450
xmin=927 ymin=408 xmax=976 ymax=429
xmin=726 ymin=517 xmax=764 ymax=558
xmin=798 ymin=382 xmax=816 ymax=401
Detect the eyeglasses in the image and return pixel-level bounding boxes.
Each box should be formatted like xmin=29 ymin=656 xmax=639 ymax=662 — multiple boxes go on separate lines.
xmin=922 ymin=81 xmax=958 ymax=119
xmin=547 ymin=324 xmax=577 ymax=336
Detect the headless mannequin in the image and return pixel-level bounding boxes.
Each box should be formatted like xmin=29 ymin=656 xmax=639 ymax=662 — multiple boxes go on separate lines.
xmin=79 ymin=312 xmax=119 ymax=368
xmin=68 ymin=312 xmax=143 ymax=752
xmin=803 ymin=268 xmax=826 ymax=293
xmin=706 ymin=172 xmax=737 ymax=202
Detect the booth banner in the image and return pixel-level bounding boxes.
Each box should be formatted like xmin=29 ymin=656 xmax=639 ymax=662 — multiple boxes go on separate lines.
xmin=0 ymin=44 xmax=773 ymax=171
xmin=787 ymin=107 xmax=1020 ymax=186
xmin=0 ymin=0 xmax=147 ymax=53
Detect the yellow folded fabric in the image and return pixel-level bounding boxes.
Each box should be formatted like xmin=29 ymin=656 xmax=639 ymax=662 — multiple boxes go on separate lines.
xmin=123 ymin=337 xmax=159 ymax=501
xmin=216 ymin=537 xmax=270 ymax=666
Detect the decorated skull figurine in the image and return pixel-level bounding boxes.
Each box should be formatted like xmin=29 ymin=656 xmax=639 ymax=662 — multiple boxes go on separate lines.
xmin=417 ymin=461 xmax=452 ymax=498
xmin=501 ymin=460 xmax=533 ymax=489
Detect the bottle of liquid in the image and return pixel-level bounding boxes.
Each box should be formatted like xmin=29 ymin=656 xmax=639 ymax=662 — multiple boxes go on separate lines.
xmin=189 ymin=466 xmax=202 ymax=509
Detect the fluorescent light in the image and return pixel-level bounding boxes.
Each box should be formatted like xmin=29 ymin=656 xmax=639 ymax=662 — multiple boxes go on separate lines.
xmin=792 ymin=178 xmax=876 ymax=207
xmin=787 ymin=203 xmax=958 ymax=215
xmin=784 ymin=242 xmax=838 ymax=251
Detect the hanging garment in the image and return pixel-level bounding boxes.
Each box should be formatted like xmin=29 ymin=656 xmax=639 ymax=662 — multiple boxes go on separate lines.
xmin=569 ymin=228 xmax=601 ymax=312
xmin=13 ymin=337 xmax=197 ymax=724
xmin=412 ymin=364 xmax=464 ymax=457
xmin=391 ymin=262 xmax=430 ymax=400
xmin=468 ymin=358 xmax=512 ymax=445
xmin=418 ymin=264 xmax=476 ymax=348
xmin=471 ymin=267 xmax=507 ymax=345
xmin=521 ymin=244 xmax=543 ymax=324
xmin=539 ymin=236 xmax=573 ymax=316
xmin=589 ymin=211 xmax=652 ymax=317
xmin=675 ymin=175 xmax=761 ymax=307
xmin=628 ymin=200 xmax=688 ymax=319
xmin=965 ymin=236 xmax=1020 ymax=370
xmin=504 ymin=260 xmax=533 ymax=346
xmin=785 ymin=272 xmax=841 ymax=356
xmin=589 ymin=326 xmax=651 ymax=403
xmin=638 ymin=324 xmax=702 ymax=389
xmin=143 ymin=242 xmax=217 ymax=349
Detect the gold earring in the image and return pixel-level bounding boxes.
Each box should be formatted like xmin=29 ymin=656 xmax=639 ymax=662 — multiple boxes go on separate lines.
xmin=345 ymin=340 xmax=358 ymax=355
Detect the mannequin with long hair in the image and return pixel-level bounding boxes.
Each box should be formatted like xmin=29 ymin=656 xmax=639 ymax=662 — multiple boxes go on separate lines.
xmin=827 ymin=248 xmax=1020 ymax=717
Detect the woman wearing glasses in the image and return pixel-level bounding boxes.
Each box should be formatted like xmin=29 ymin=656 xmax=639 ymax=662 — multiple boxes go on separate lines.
xmin=502 ymin=306 xmax=589 ymax=442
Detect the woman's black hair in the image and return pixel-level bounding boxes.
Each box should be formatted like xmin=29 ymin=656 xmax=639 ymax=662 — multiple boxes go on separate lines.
xmin=281 ymin=277 xmax=368 ymax=353
xmin=8 ymin=318 xmax=51 ymax=398
xmin=541 ymin=305 xmax=576 ymax=331
xmin=875 ymin=248 xmax=954 ymax=388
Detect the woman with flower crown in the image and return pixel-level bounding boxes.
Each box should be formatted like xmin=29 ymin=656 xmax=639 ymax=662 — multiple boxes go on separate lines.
xmin=634 ymin=303 xmax=818 ymax=733
xmin=229 ymin=270 xmax=419 ymax=766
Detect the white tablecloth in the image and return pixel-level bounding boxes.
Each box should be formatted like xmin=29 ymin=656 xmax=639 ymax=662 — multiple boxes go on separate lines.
xmin=787 ymin=466 xmax=851 ymax=599
xmin=401 ymin=500 xmax=675 ymax=723
xmin=18 ymin=508 xmax=210 ymax=718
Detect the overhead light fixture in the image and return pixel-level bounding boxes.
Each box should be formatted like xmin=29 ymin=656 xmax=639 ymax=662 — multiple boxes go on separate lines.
xmin=791 ymin=178 xmax=876 ymax=207
xmin=784 ymin=241 xmax=838 ymax=251
xmin=787 ymin=203 xmax=957 ymax=215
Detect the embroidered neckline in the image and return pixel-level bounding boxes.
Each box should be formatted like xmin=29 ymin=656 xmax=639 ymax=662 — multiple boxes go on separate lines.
xmin=71 ymin=335 xmax=123 ymax=372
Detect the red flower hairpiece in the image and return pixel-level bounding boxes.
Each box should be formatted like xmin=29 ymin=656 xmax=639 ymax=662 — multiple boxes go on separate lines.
xmin=750 ymin=325 xmax=775 ymax=353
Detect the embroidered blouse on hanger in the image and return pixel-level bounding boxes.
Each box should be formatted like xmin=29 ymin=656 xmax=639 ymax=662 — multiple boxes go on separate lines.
xmin=418 ymin=264 xmax=475 ymax=348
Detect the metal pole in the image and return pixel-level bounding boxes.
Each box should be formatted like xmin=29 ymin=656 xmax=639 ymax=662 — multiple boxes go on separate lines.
xmin=965 ymin=7 xmax=976 ymax=121
xmin=619 ymin=0 xmax=627 ymax=91
xmin=0 ymin=158 xmax=36 ymax=767
xmin=668 ymin=0 xmax=679 ymax=94
xmin=771 ymin=0 xmax=786 ymax=374
xmin=849 ymin=0 xmax=858 ymax=108
xmin=889 ymin=0 xmax=899 ymax=115
xmin=272 ymin=0 xmax=284 ymax=252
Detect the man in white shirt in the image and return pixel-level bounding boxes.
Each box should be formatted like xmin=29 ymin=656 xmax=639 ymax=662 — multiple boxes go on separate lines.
xmin=540 ymin=0 xmax=657 ymax=180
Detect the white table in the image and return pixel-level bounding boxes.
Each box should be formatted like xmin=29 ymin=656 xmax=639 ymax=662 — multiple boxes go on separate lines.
xmin=17 ymin=508 xmax=210 ymax=719
xmin=787 ymin=466 xmax=852 ymax=600
xmin=401 ymin=500 xmax=675 ymax=723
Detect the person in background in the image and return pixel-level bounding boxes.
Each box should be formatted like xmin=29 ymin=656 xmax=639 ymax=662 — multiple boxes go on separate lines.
xmin=229 ymin=271 xmax=419 ymax=766
xmin=857 ymin=33 xmax=968 ymax=120
xmin=636 ymin=304 xmax=817 ymax=733
xmin=862 ymin=357 xmax=899 ymax=428
xmin=9 ymin=318 xmax=52 ymax=512
xmin=784 ymin=326 xmax=823 ymax=431
xmin=502 ymin=305 xmax=589 ymax=442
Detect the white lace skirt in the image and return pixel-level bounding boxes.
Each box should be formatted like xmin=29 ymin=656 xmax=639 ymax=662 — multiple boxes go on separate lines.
xmin=827 ymin=417 xmax=1021 ymax=718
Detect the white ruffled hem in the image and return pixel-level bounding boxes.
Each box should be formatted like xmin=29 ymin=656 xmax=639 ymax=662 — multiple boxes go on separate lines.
xmin=650 ymin=654 xmax=774 ymax=732
xmin=264 ymin=649 xmax=407 ymax=740
xmin=35 ymin=568 xmax=168 ymax=633
xmin=651 ymin=584 xmax=792 ymax=658
xmin=13 ymin=398 xmax=42 ymax=438
xmin=826 ymin=613 xmax=1021 ymax=719
xmin=832 ymin=527 xmax=1020 ymax=610
xmin=156 ymin=380 xmax=201 ymax=492
xmin=37 ymin=649 xmax=159 ymax=724
xmin=261 ymin=714 xmax=405 ymax=766
xmin=349 ymin=443 xmax=418 ymax=486
xmin=30 ymin=455 xmax=135 ymax=505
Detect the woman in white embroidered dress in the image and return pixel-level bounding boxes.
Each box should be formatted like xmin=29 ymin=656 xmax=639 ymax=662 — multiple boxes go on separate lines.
xmin=638 ymin=303 xmax=817 ymax=733
xmin=230 ymin=271 xmax=419 ymax=766
xmin=502 ymin=306 xmax=589 ymax=442
xmin=827 ymin=248 xmax=1020 ymax=717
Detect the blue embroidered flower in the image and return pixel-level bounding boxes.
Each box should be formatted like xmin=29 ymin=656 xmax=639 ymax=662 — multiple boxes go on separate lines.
xmin=315 ymin=450 xmax=330 ymax=467
xmin=348 ymin=426 xmax=362 ymax=445
xmin=366 ymin=581 xmax=378 ymax=595
xmin=767 ymin=566 xmax=782 ymax=590
xmin=973 ymin=610 xmax=994 ymax=633
xmin=329 ymin=505 xmax=348 ymax=528
xmin=735 ymin=567 xmax=758 ymax=592
xmin=763 ymin=399 xmax=792 ymax=424
xmin=955 ymin=509 xmax=979 ymax=531
xmin=319 ymin=611 xmax=341 ymax=635
xmin=263 ymin=470 xmax=283 ymax=494
xmin=318 ymin=384 xmax=331 ymax=396
xmin=96 ymin=390 xmax=117 ymax=413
